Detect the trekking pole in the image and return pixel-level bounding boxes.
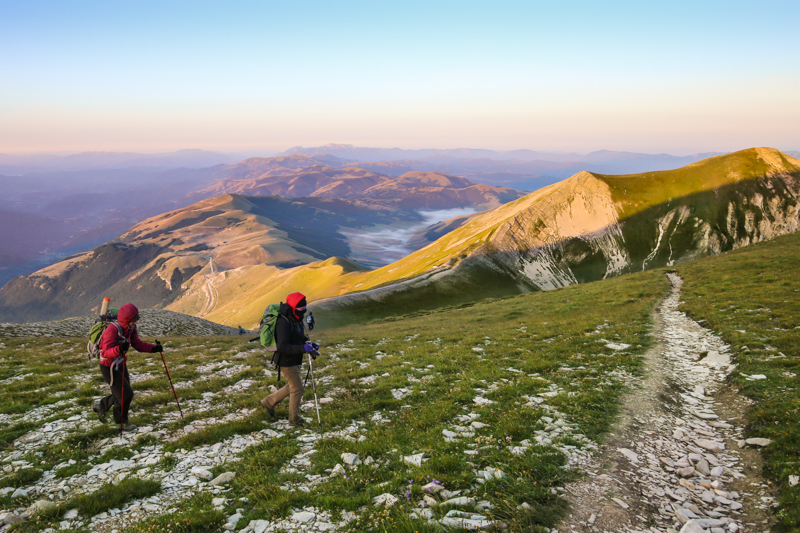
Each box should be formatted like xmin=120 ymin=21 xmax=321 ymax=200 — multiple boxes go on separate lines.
xmin=120 ymin=358 xmax=126 ymax=436
xmin=307 ymin=352 xmax=321 ymax=426
xmin=156 ymin=340 xmax=184 ymax=419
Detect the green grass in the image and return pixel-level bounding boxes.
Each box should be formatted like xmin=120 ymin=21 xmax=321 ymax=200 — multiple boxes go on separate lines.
xmin=68 ymin=478 xmax=162 ymax=517
xmin=2 ymin=467 xmax=43 ymax=487
xmin=7 ymin=478 xmax=161 ymax=533
xmin=676 ymin=230 xmax=800 ymax=532
xmin=127 ymin=493 xmax=225 ymax=533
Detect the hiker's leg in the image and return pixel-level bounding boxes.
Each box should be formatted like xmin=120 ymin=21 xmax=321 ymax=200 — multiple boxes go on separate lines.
xmin=263 ymin=377 xmax=290 ymax=410
xmin=283 ymin=365 xmax=305 ymax=424
xmin=98 ymin=365 xmax=116 ymax=415
xmin=121 ymin=368 xmax=134 ymax=423
xmin=101 ymin=364 xmax=126 ymax=423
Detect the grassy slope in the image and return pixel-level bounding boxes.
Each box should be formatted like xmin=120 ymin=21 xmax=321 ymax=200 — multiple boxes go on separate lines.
xmin=174 ymin=257 xmax=369 ymax=328
xmin=676 ymin=230 xmax=800 ymax=532
xmin=598 ymin=148 xmax=800 ymax=216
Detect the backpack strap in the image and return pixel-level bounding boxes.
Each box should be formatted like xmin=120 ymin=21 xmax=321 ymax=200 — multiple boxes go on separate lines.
xmin=112 ymin=321 xmax=132 ymax=343
xmin=272 ymin=315 xmax=292 ymax=382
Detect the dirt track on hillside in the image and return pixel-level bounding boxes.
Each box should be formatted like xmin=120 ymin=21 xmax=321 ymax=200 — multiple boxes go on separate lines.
xmin=558 ymin=274 xmax=776 ymax=533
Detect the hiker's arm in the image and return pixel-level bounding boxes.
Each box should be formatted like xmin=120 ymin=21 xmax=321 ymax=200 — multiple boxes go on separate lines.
xmin=276 ymin=318 xmax=305 ymax=356
xmin=130 ymin=329 xmax=154 ymax=353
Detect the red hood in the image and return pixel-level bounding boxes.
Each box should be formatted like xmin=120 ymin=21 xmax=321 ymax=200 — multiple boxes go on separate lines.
xmin=286 ymin=292 xmax=306 ymax=311
xmin=286 ymin=292 xmax=306 ymax=321
xmin=117 ymin=303 xmax=139 ymax=328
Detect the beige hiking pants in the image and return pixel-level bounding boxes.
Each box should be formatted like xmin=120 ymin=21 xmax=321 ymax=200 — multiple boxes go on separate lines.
xmin=264 ymin=365 xmax=304 ymax=423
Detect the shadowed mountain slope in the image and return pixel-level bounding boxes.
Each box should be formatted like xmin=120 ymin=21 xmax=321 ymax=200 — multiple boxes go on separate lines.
xmin=0 ymin=195 xmax=416 ymax=322
xmin=310 ymin=148 xmax=800 ymax=326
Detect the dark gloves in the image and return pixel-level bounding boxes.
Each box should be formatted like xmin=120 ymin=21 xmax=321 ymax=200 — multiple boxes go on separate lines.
xmin=118 ymin=340 xmax=130 ymax=353
xmin=151 ymin=341 xmax=163 ymax=353
xmin=311 ymin=342 xmax=320 ymax=352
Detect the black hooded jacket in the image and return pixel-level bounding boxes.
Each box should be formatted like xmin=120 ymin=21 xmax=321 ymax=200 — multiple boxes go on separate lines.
xmin=274 ymin=302 xmax=308 ymax=367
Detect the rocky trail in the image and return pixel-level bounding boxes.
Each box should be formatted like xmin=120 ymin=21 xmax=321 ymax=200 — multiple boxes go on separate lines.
xmin=559 ymin=274 xmax=776 ymax=533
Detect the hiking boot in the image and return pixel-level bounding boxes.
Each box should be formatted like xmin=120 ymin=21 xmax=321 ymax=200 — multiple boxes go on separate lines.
xmin=288 ymin=418 xmax=305 ymax=428
xmin=260 ymin=398 xmax=275 ymax=419
xmin=93 ymin=402 xmax=107 ymax=424
xmin=121 ymin=422 xmax=137 ymax=432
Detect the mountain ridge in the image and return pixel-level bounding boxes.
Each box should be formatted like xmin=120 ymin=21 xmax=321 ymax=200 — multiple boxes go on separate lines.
xmin=309 ymin=148 xmax=800 ymax=325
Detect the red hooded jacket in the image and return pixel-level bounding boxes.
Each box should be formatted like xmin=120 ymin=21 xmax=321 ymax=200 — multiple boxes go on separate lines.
xmin=99 ymin=303 xmax=154 ymax=366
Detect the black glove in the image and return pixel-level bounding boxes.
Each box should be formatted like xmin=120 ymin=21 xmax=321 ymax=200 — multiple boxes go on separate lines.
xmin=118 ymin=340 xmax=130 ymax=353
xmin=311 ymin=342 xmax=320 ymax=352
xmin=151 ymin=341 xmax=163 ymax=353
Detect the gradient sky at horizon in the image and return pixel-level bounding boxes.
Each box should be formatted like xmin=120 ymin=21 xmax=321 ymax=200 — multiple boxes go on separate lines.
xmin=1 ymin=1 xmax=798 ymax=155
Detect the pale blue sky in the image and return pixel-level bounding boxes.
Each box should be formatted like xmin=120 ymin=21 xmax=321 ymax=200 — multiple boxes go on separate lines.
xmin=1 ymin=1 xmax=798 ymax=154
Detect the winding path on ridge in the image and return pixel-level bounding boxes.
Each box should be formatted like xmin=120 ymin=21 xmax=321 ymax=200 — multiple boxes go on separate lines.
xmin=199 ymin=255 xmax=218 ymax=318
xmin=559 ymin=274 xmax=777 ymax=533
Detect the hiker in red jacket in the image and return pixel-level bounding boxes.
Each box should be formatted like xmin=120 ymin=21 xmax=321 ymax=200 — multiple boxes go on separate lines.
xmin=93 ymin=303 xmax=162 ymax=431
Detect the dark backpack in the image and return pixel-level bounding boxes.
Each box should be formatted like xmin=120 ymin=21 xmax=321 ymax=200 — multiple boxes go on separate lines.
xmin=86 ymin=308 xmax=124 ymax=361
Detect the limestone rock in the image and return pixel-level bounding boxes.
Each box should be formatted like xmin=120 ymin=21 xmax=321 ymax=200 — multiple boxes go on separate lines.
xmin=442 ymin=496 xmax=476 ymax=507
xmin=291 ymin=511 xmax=316 ymax=523
xmin=190 ymin=466 xmax=213 ymax=481
xmin=618 ymin=448 xmax=639 ymax=463
xmin=373 ymin=493 xmax=399 ymax=507
xmin=341 ymin=453 xmax=361 ymax=466
xmin=0 ymin=512 xmax=21 ymax=526
xmin=695 ymin=439 xmax=724 ymax=453
xmin=210 ymin=472 xmax=235 ymax=486
xmin=745 ymin=438 xmax=772 ymax=447
xmin=422 ymin=482 xmax=444 ymax=494
xmin=29 ymin=499 xmax=57 ymax=514
xmin=403 ymin=453 xmax=426 ymax=467
xmin=679 ymin=520 xmax=706 ymax=533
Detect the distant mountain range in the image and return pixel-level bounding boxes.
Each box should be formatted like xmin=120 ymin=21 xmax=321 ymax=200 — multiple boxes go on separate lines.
xmin=200 ymin=155 xmax=522 ymax=210
xmin=0 ymin=149 xmax=239 ymax=175
xmin=2 ymin=147 xmax=797 ymax=327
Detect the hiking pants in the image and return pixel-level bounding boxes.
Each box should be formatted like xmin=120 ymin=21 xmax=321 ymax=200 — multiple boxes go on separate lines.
xmin=263 ymin=365 xmax=304 ymax=424
xmin=99 ymin=364 xmax=134 ymax=424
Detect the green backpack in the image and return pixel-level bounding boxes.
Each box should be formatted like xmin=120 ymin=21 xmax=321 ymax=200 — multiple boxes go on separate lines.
xmin=87 ymin=307 xmax=123 ymax=361
xmin=259 ymin=304 xmax=282 ymax=352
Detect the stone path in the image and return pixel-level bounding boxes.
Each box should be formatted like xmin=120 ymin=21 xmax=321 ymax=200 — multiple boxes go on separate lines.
xmin=559 ymin=273 xmax=776 ymax=533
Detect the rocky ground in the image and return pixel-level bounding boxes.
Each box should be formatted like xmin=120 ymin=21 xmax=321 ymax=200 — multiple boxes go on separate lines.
xmin=0 ymin=274 xmax=778 ymax=533
xmin=559 ymin=274 xmax=777 ymax=533
xmin=0 ymin=309 xmax=247 ymax=338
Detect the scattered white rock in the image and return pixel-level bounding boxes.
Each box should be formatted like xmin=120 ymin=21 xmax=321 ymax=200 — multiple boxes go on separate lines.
xmin=373 ymin=493 xmax=399 ymax=507
xmin=403 ymin=453 xmax=426 ymax=467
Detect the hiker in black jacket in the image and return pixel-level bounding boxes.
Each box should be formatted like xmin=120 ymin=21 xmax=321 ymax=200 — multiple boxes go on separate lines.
xmin=261 ymin=292 xmax=315 ymax=427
